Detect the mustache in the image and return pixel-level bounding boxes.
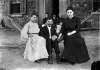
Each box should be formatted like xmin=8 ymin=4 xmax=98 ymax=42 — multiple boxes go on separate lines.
xmin=48 ymin=24 xmax=52 ymax=25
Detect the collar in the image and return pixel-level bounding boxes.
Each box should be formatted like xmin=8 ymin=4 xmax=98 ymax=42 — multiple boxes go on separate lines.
xmin=47 ymin=26 xmax=51 ymax=28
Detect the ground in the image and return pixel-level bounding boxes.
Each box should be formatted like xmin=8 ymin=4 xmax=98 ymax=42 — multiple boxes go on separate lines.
xmin=0 ymin=29 xmax=100 ymax=70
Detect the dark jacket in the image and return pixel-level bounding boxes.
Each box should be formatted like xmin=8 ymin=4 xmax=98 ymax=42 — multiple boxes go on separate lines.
xmin=39 ymin=25 xmax=57 ymax=39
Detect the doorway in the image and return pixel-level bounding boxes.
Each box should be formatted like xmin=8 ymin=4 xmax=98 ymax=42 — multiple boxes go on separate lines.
xmin=93 ymin=0 xmax=100 ymax=12
xmin=93 ymin=2 xmax=100 ymax=12
xmin=52 ymin=0 xmax=59 ymax=18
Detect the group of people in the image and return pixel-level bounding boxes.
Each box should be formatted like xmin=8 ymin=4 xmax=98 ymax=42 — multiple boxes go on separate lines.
xmin=20 ymin=7 xmax=90 ymax=65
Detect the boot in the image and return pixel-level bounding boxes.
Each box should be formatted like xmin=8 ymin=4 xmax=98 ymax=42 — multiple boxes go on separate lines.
xmin=56 ymin=54 xmax=61 ymax=64
xmin=48 ymin=55 xmax=53 ymax=64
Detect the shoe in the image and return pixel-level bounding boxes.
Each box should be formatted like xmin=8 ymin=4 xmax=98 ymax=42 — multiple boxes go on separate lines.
xmin=48 ymin=55 xmax=53 ymax=64
xmin=56 ymin=54 xmax=61 ymax=64
xmin=61 ymin=57 xmax=68 ymax=63
xmin=70 ymin=62 xmax=75 ymax=65
xmin=35 ymin=60 xmax=41 ymax=63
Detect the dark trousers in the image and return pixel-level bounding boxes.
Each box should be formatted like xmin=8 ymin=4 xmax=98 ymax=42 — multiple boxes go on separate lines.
xmin=46 ymin=38 xmax=60 ymax=55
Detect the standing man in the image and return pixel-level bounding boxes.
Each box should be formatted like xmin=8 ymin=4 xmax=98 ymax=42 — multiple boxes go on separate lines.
xmin=40 ymin=17 xmax=61 ymax=64
xmin=58 ymin=14 xmax=64 ymax=25
xmin=42 ymin=13 xmax=49 ymax=27
xmin=52 ymin=15 xmax=58 ymax=28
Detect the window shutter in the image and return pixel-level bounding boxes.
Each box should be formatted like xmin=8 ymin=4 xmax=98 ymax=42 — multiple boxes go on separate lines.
xmin=20 ymin=0 xmax=26 ymax=14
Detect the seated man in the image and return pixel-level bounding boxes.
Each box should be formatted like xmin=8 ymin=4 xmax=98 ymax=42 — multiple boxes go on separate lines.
xmin=39 ymin=17 xmax=60 ymax=64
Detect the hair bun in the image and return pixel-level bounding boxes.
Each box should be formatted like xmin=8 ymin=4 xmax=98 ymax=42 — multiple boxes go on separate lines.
xmin=66 ymin=7 xmax=74 ymax=12
xmin=30 ymin=11 xmax=38 ymax=17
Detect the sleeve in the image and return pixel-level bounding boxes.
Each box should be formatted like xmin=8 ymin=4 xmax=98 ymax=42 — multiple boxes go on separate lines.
xmin=76 ymin=17 xmax=81 ymax=32
xmin=39 ymin=27 xmax=48 ymax=39
xmin=60 ymin=20 xmax=65 ymax=35
xmin=39 ymin=27 xmax=44 ymax=36
xmin=36 ymin=24 xmax=40 ymax=33
xmin=20 ymin=23 xmax=29 ymax=41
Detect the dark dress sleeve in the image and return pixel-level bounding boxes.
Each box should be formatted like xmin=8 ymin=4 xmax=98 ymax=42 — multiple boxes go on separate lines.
xmin=75 ymin=17 xmax=81 ymax=32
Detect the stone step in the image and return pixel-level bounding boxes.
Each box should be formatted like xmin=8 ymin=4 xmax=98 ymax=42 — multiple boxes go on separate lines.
xmin=3 ymin=12 xmax=22 ymax=32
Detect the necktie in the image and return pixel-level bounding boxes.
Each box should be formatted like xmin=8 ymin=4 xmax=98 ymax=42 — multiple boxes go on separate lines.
xmin=48 ymin=26 xmax=51 ymax=38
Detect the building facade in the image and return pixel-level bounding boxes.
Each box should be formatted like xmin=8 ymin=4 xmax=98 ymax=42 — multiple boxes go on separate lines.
xmin=0 ymin=0 xmax=99 ymax=26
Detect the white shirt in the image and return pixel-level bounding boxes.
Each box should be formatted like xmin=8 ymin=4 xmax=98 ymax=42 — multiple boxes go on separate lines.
xmin=47 ymin=26 xmax=51 ymax=38
xmin=56 ymin=25 xmax=61 ymax=33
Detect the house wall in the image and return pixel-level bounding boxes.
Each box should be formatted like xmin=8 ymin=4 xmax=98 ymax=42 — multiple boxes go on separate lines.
xmin=45 ymin=0 xmax=53 ymax=17
xmin=3 ymin=0 xmax=38 ymax=27
xmin=59 ymin=0 xmax=70 ymax=18
xmin=0 ymin=0 xmax=4 ymax=23
xmin=3 ymin=0 xmax=96 ymax=26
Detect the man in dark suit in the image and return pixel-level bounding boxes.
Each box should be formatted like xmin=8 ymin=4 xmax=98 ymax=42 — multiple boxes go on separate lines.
xmin=52 ymin=15 xmax=58 ymax=28
xmin=42 ymin=13 xmax=49 ymax=24
xmin=39 ymin=18 xmax=60 ymax=64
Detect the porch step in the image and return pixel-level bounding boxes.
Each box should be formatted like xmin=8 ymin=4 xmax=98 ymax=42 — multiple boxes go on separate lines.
xmin=2 ymin=12 xmax=22 ymax=32
xmin=81 ymin=8 xmax=100 ymax=24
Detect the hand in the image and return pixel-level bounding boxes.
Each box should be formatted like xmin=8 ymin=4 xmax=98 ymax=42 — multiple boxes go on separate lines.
xmin=57 ymin=35 xmax=61 ymax=41
xmin=67 ymin=32 xmax=72 ymax=36
xmin=42 ymin=24 xmax=46 ymax=27
xmin=67 ymin=30 xmax=76 ymax=36
xmin=52 ymin=35 xmax=57 ymax=41
xmin=58 ymin=33 xmax=62 ymax=39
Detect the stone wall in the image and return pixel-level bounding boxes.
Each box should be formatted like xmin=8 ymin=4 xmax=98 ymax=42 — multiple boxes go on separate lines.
xmin=0 ymin=0 xmax=4 ymax=11
xmin=0 ymin=0 xmax=4 ymax=20
xmin=27 ymin=0 xmax=38 ymax=16
xmin=8 ymin=0 xmax=38 ymax=27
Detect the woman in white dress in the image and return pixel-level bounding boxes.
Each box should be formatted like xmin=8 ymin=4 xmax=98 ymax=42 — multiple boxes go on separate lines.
xmin=21 ymin=12 xmax=48 ymax=62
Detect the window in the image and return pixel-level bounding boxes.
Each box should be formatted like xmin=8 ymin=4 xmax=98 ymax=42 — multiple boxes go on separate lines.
xmin=10 ymin=2 xmax=20 ymax=14
xmin=10 ymin=0 xmax=26 ymax=15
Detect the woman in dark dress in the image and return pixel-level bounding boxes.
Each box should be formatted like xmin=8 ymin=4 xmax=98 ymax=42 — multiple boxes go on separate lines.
xmin=58 ymin=7 xmax=90 ymax=64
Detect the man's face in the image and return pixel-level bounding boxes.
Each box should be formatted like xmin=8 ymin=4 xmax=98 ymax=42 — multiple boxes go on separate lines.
xmin=47 ymin=19 xmax=53 ymax=26
xmin=53 ymin=15 xmax=56 ymax=19
xmin=45 ymin=14 xmax=48 ymax=18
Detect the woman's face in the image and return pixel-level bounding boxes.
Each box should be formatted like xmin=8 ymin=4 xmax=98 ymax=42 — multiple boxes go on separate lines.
xmin=30 ymin=15 xmax=37 ymax=22
xmin=66 ymin=10 xmax=74 ymax=18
